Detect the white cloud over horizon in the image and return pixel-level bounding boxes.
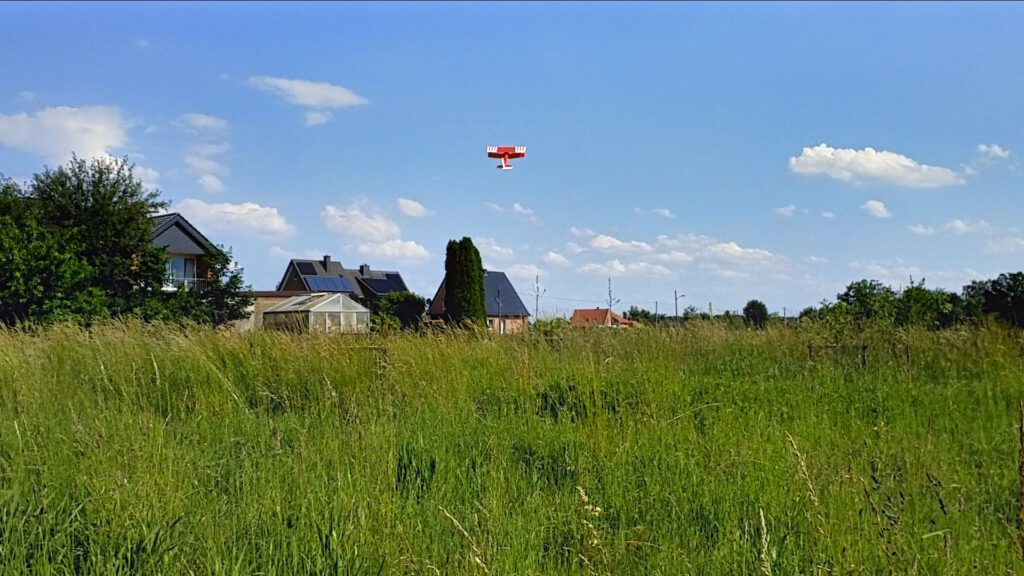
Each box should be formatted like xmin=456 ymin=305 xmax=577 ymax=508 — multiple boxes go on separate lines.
xmin=589 ymin=234 xmax=654 ymax=254
xmin=487 ymin=201 xmax=538 ymax=222
xmin=321 ymin=201 xmax=429 ymax=261
xmin=397 ymin=197 xmax=431 ymax=217
xmin=543 ymin=251 xmax=570 ymax=266
xmin=175 ymin=198 xmax=296 ymax=238
xmin=0 ymin=105 xmax=127 ymax=164
xmin=174 ymin=113 xmax=229 ymax=134
xmin=183 ymin=142 xmax=230 ymax=193
xmin=908 ymin=218 xmax=990 ymax=236
xmin=860 ymin=200 xmax=891 ymax=219
xmin=577 ymin=259 xmax=672 ymax=278
xmin=475 ymin=237 xmax=515 ymax=260
xmin=977 ymin=143 xmax=1010 ymax=160
xmin=774 ymin=204 xmax=796 ymax=217
xmin=789 ymin=143 xmax=965 ymax=188
xmin=249 ymin=76 xmax=367 ymax=125
xmin=506 ymin=264 xmax=543 ymax=279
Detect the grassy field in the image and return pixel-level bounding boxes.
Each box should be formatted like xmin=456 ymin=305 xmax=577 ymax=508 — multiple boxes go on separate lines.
xmin=0 ymin=321 xmax=1022 ymax=574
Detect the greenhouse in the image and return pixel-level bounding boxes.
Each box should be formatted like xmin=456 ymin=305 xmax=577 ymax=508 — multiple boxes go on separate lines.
xmin=262 ymin=293 xmax=370 ymax=334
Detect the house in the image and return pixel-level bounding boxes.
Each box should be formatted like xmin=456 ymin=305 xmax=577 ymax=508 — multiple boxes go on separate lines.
xmin=570 ymin=307 xmax=638 ymax=328
xmin=427 ymin=270 xmax=530 ymax=334
xmin=151 ymin=213 xmax=221 ymax=291
xmin=275 ymin=255 xmax=409 ymax=308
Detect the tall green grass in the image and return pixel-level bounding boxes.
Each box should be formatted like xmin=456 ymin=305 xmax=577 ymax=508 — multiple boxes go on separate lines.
xmin=0 ymin=321 xmax=1021 ymax=574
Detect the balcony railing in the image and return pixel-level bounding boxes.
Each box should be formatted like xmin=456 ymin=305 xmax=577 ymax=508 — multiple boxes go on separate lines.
xmin=163 ymin=278 xmax=211 ymax=292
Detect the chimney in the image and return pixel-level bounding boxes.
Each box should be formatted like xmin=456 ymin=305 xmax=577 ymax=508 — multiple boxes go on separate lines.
xmin=359 ymin=264 xmax=370 ymax=276
xmin=322 ymin=255 xmax=331 ymax=270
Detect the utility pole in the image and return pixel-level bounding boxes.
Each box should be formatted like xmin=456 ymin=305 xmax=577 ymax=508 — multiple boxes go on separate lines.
xmin=606 ymin=277 xmax=620 ymax=324
xmin=496 ymin=286 xmax=503 ymax=334
xmin=674 ymin=290 xmax=686 ymax=322
xmin=655 ymin=301 xmax=659 ymax=326
xmin=533 ymin=275 xmax=546 ymax=321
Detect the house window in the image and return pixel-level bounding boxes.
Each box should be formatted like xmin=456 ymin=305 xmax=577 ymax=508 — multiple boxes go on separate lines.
xmin=166 ymin=256 xmax=197 ymax=289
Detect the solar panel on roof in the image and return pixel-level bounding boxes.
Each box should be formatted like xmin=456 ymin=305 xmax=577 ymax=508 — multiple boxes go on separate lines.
xmin=363 ymin=278 xmax=396 ymax=293
xmin=296 ymin=262 xmax=316 ymax=275
xmin=385 ymin=273 xmax=405 ymax=289
xmin=304 ymin=276 xmax=355 ymax=292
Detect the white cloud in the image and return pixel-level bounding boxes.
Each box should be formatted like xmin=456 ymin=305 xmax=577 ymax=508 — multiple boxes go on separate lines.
xmin=175 ymin=199 xmax=295 ymax=238
xmin=653 ymin=208 xmax=675 ymax=219
xmin=543 ymin=251 xmax=570 ymax=266
xmin=506 ymin=264 xmax=543 ymax=279
xmin=569 ymin=227 xmax=595 ymax=237
xmin=589 ymin=234 xmax=653 ymax=254
xmin=486 ymin=201 xmax=538 ymax=222
xmin=821 ymin=211 xmax=835 ymax=219
xmin=977 ymin=143 xmax=1010 ymax=160
xmin=321 ymin=203 xmax=401 ymax=242
xmin=358 ymin=239 xmax=429 ymax=261
xmin=984 ymin=237 xmax=1024 ymax=253
xmin=908 ymin=219 xmax=990 ymax=237
xmin=249 ymin=76 xmax=367 ymax=125
xmin=183 ymin=142 xmax=230 ymax=193
xmin=806 ymin=256 xmax=829 ymax=265
xmin=848 ymin=259 xmax=921 ymax=286
xmin=789 ymin=143 xmax=965 ymax=188
xmin=908 ymin=224 xmax=936 ymax=236
xmin=0 ymin=106 xmax=126 ymax=164
xmin=577 ymin=259 xmax=672 ymax=279
xmin=304 ymin=111 xmax=332 ymax=126
xmin=269 ymin=246 xmax=327 ymax=260
xmin=566 ymin=242 xmax=585 ymax=255
xmin=774 ymin=204 xmax=796 ymax=217
xmin=475 ymin=237 xmax=515 ymax=260
xmin=943 ymin=219 xmax=990 ymax=235
xmin=17 ymin=91 xmax=35 ymax=102
xmin=648 ymin=250 xmax=694 ymax=263
xmin=705 ymin=242 xmax=779 ymax=265
xmin=198 ymin=174 xmax=224 ymax=193
xmin=860 ymin=200 xmax=891 ymax=219
xmin=512 ymin=203 xmax=537 ymax=221
xmin=133 ymin=165 xmax=161 ymax=189
xmin=174 ymin=113 xmax=229 ymax=134
xmin=652 ymin=233 xmax=787 ymax=282
xmin=397 ymin=197 xmax=431 ymax=217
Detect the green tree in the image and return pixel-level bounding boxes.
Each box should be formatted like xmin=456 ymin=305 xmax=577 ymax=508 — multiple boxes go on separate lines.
xmin=624 ymin=305 xmax=666 ymax=325
xmin=0 ymin=175 xmax=106 ymax=325
xmin=443 ymin=237 xmax=485 ymax=327
xmin=837 ymin=279 xmax=897 ymax=322
xmin=1 ymin=158 xmax=252 ymax=326
xmin=963 ymin=272 xmax=1024 ymax=327
xmin=375 ymin=291 xmax=426 ymax=330
xmin=30 ymin=156 xmax=169 ymax=315
xmin=742 ymin=299 xmax=769 ymax=329
xmin=159 ymin=248 xmax=253 ymax=325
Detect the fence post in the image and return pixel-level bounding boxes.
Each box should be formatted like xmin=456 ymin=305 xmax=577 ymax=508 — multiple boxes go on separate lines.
xmin=1018 ymin=401 xmax=1024 ymax=563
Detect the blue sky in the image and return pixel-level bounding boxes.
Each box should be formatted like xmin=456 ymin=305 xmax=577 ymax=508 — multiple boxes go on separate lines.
xmin=3 ymin=2 xmax=1023 ymax=317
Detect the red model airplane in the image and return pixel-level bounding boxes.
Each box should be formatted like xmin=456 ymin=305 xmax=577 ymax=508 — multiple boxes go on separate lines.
xmin=487 ymin=146 xmax=526 ymax=170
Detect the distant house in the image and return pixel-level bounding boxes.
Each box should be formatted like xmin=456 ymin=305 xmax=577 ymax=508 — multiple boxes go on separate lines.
xmin=151 ymin=213 xmax=221 ymax=291
xmin=427 ymin=270 xmax=530 ymax=334
xmin=275 ymin=255 xmax=410 ymax=308
xmin=570 ymin=308 xmax=638 ymax=328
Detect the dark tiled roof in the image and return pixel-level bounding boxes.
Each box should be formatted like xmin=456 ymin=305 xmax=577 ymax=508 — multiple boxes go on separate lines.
xmin=151 ymin=212 xmax=220 ymax=255
xmin=426 ymin=270 xmax=530 ymax=318
xmin=484 ymin=271 xmax=530 ymax=317
xmin=280 ymin=258 xmax=409 ymax=299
